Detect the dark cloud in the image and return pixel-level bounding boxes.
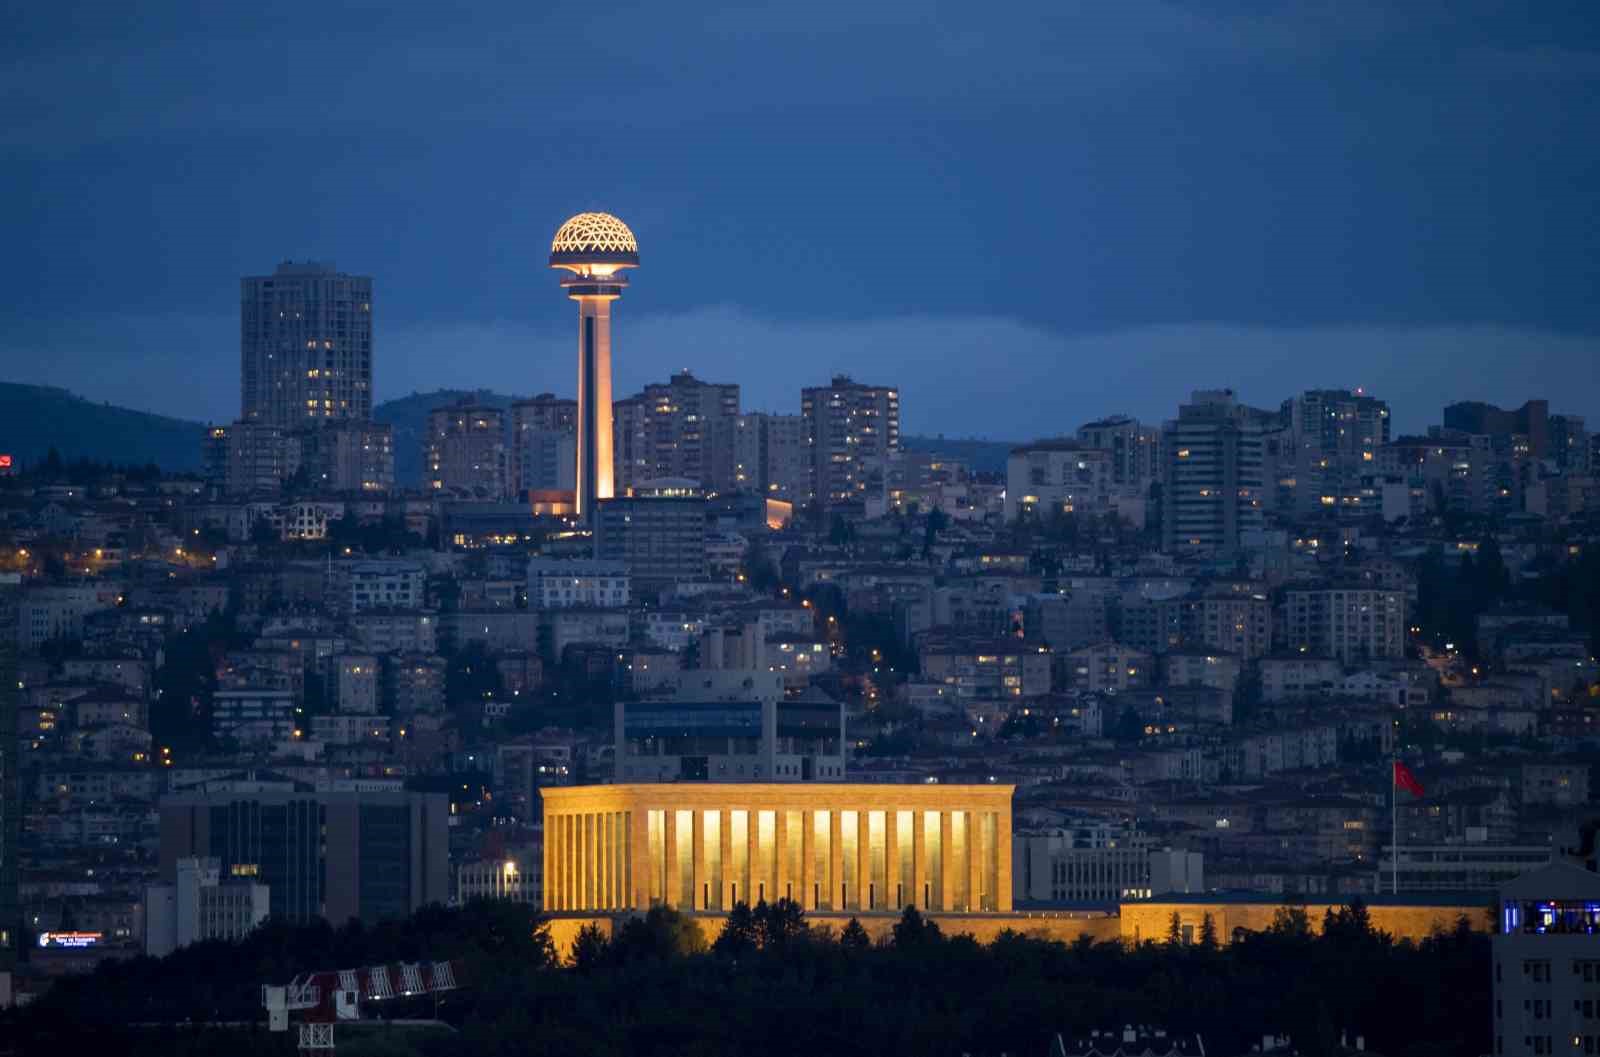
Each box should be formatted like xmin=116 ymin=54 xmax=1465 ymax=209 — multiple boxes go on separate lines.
xmin=2 ymin=0 xmax=1597 ymax=432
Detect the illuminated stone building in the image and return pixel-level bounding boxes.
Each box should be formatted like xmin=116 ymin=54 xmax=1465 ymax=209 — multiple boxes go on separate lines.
xmin=541 ymin=783 xmax=1013 ymax=916
xmin=550 ymin=212 xmax=639 ymax=520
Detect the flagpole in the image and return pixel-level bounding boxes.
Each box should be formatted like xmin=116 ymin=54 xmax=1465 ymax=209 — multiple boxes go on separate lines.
xmin=1391 ymin=751 xmax=1397 ymax=895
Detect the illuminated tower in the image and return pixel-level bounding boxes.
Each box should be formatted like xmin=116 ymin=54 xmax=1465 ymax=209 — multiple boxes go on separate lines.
xmin=550 ymin=212 xmax=639 ymax=519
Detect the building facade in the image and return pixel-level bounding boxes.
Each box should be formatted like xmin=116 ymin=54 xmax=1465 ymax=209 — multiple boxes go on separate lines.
xmin=1492 ymin=863 xmax=1600 ymax=1057
xmin=614 ymin=693 xmax=845 ymax=783
xmin=802 ymin=375 xmax=900 ymax=508
xmin=541 ymin=783 xmax=1013 ymax=915
xmin=240 ymin=261 xmax=373 ymax=428
xmin=144 ymin=856 xmax=270 ymax=957
xmin=159 ymin=788 xmax=449 ymax=926
xmin=1162 ymin=390 xmax=1275 ymax=554
xmin=594 ymin=491 xmax=708 ymax=590
xmin=425 ymin=402 xmax=508 ymax=498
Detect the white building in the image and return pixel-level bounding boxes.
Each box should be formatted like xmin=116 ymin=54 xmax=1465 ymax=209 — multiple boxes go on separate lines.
xmin=1492 ymin=863 xmax=1600 ymax=1057
xmin=1004 ymin=441 xmax=1116 ymax=522
xmin=145 ymin=857 xmax=270 ymax=957
xmin=343 ymin=561 xmax=425 ymax=613
xmin=212 ymin=688 xmax=297 ymax=745
xmin=15 ymin=582 xmax=124 ymax=651
xmin=455 ymin=853 xmax=542 ymax=909
xmin=1012 ymin=837 xmax=1204 ymax=904
xmin=333 ymin=654 xmax=380 ymax=713
xmin=526 ymin=559 xmax=630 ymax=610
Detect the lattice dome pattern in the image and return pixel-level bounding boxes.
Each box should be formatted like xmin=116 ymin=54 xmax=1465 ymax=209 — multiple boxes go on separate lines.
xmin=551 ymin=213 xmax=638 ymax=256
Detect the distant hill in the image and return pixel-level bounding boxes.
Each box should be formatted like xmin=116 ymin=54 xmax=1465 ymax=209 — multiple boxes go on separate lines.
xmin=0 ymin=383 xmax=207 ymax=472
xmin=901 ymin=435 xmax=1016 ymax=476
xmin=0 ymin=381 xmax=1013 ymax=484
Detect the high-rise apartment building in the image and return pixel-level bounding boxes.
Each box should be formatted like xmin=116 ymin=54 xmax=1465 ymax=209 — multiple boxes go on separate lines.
xmin=241 ymin=261 xmax=373 ymax=428
xmin=424 ymin=401 xmax=508 ymax=498
xmin=511 ymin=394 xmax=578 ymax=497
xmin=1162 ymin=390 xmax=1276 ymax=554
xmin=159 ymin=786 xmax=449 ymax=926
xmin=1004 ymin=441 xmax=1116 ymax=521
xmin=1281 ymin=582 xmax=1406 ymax=664
xmin=614 ymin=371 xmax=741 ymax=492
xmin=802 ymin=375 xmax=900 ymax=508
xmin=729 ymin=412 xmax=810 ymax=500
xmin=612 ymin=395 xmax=650 ymax=497
xmin=1076 ymin=415 xmax=1163 ymax=495
xmin=1272 ymin=389 xmax=1392 ymax=519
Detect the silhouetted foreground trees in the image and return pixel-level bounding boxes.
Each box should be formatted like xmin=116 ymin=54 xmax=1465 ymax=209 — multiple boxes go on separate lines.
xmin=7 ymin=899 xmax=1489 ymax=1057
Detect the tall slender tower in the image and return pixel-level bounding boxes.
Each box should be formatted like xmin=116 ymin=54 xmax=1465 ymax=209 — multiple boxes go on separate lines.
xmin=550 ymin=213 xmax=639 ymax=519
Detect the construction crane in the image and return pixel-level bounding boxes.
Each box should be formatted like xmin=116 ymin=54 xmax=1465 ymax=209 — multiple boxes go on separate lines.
xmin=262 ymin=960 xmax=462 ymax=1054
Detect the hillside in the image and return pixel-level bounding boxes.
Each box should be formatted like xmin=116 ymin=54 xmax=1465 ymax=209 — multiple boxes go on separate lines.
xmin=0 ymin=382 xmax=207 ymax=472
xmin=0 ymin=381 xmax=1014 ymax=483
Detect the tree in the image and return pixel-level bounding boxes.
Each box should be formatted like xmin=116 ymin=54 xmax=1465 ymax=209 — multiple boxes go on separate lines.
xmin=1166 ymin=911 xmax=1183 ymax=947
xmin=891 ymin=905 xmax=942 ymax=950
xmin=839 ymin=917 xmax=871 ymax=951
xmin=1268 ymin=906 xmax=1313 ymax=939
xmin=1113 ymin=706 xmax=1144 ymax=743
xmin=752 ymin=898 xmax=809 ymax=951
xmin=712 ymin=901 xmax=757 ymax=959
xmin=1199 ymin=912 xmax=1218 ymax=951
xmin=572 ymin=922 xmax=610 ymax=970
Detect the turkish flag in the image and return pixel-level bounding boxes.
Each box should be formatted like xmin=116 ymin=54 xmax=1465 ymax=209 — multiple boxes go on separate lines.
xmin=1394 ymin=761 xmax=1425 ymax=798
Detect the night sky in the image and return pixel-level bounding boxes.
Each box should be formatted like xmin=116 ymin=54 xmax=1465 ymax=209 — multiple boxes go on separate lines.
xmin=4 ymin=1 xmax=1597 ymax=437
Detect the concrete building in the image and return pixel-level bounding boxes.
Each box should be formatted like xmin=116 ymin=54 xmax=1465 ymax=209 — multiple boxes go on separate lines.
xmin=729 ymin=412 xmax=810 ymax=501
xmin=803 ymin=375 xmax=900 ymax=507
xmin=550 ymin=212 xmax=639 ymax=520
xmin=511 ymin=393 xmax=577 ymax=497
xmin=1281 ymin=583 xmax=1406 ymax=664
xmin=298 ymin=422 xmax=395 ymax=494
xmin=240 ymin=261 xmax=373 ymax=428
xmin=594 ymin=486 xmax=708 ymax=591
xmin=919 ymin=640 xmax=1053 ymax=701
xmin=1013 ymin=837 xmax=1203 ymax=904
xmin=527 ymin=558 xmax=630 ymax=610
xmin=425 ymin=401 xmax=507 ymax=498
xmin=144 ymin=856 xmax=270 ymax=957
xmin=211 ymin=688 xmax=296 ymax=745
xmin=1377 ymin=843 xmax=1552 ymax=894
xmin=1064 ymin=642 xmax=1153 ymax=693
xmin=333 ymin=655 xmax=380 ymax=714
xmin=1076 ymin=415 xmax=1163 ymax=495
xmin=456 ymin=853 xmax=542 ymax=909
xmin=614 ymin=687 xmax=845 ymax=783
xmin=624 ymin=370 xmax=741 ymax=492
xmin=1491 ymin=863 xmax=1600 ymax=1057
xmin=1446 ymin=399 xmax=1549 ymax=458
xmin=1004 ymin=441 xmax=1116 ymax=522
xmin=159 ymin=787 xmax=449 ymax=925
xmin=211 ymin=421 xmax=301 ymax=496
xmin=541 ymin=783 xmax=1013 ymax=914
xmin=1162 ymin=390 xmax=1276 ymax=554
xmin=343 ymin=560 xmax=425 ymax=613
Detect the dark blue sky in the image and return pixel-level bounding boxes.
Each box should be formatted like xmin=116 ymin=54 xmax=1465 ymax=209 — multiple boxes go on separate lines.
xmin=4 ymin=1 xmax=1597 ymax=436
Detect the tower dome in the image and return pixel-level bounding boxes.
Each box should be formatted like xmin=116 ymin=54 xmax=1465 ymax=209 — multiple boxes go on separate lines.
xmin=550 ymin=212 xmax=639 ymax=268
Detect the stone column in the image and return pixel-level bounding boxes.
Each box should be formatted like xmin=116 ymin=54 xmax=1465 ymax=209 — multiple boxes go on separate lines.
xmin=856 ymin=808 xmax=871 ymax=911
xmin=829 ymin=810 xmax=843 ymax=912
xmin=885 ymin=808 xmax=900 ymax=911
xmin=912 ymin=810 xmax=928 ymax=911
xmin=663 ymin=808 xmax=679 ymax=910
xmin=630 ymin=808 xmax=648 ymax=910
xmin=967 ymin=811 xmax=983 ymax=914
xmin=720 ymin=810 xmax=734 ymax=908
xmin=996 ymin=809 xmax=1013 ymax=912
xmin=800 ymin=810 xmax=815 ymax=910
xmin=939 ymin=811 xmax=954 ymax=912
xmin=692 ymin=810 xmax=707 ymax=911
xmin=775 ymin=808 xmax=790 ymax=904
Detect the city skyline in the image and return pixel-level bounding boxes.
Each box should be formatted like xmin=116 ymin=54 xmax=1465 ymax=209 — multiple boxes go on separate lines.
xmin=3 ymin=2 xmax=1598 ymax=437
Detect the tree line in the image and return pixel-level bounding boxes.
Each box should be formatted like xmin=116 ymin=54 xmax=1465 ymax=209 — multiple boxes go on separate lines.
xmin=9 ymin=897 xmax=1489 ymax=1057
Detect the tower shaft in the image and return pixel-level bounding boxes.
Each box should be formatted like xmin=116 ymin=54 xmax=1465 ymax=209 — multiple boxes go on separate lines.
xmin=575 ymin=294 xmax=616 ymax=518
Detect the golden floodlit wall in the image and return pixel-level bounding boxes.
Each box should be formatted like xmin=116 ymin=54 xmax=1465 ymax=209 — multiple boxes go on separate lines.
xmin=541 ymin=783 xmax=1015 ymax=916
xmin=1120 ymin=898 xmax=1492 ymax=946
